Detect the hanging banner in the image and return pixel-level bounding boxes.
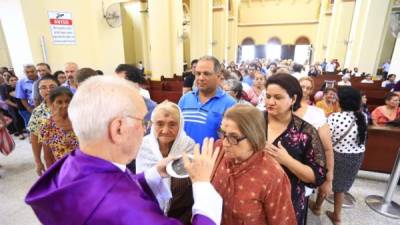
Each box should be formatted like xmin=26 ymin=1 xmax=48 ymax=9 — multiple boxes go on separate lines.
xmin=48 ymin=11 xmax=76 ymax=45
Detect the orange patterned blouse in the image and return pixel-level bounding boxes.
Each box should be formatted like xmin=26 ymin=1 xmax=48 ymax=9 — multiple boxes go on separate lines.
xmin=212 ymin=150 xmax=296 ymax=225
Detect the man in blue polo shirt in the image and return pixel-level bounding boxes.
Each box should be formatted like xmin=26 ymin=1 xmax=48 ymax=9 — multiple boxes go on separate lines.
xmin=178 ymin=56 xmax=236 ymax=144
xmin=16 ymin=64 xmax=39 ymax=128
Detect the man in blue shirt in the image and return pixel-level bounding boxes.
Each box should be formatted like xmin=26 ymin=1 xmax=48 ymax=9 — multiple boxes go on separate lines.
xmin=62 ymin=62 xmax=79 ymax=94
xmin=16 ymin=64 xmax=38 ymax=127
xmin=242 ymin=64 xmax=257 ymax=86
xmin=178 ymin=56 xmax=236 ymax=145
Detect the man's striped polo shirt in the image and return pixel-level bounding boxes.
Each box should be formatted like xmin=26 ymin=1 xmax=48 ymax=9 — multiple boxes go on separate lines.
xmin=178 ymin=88 xmax=236 ymax=145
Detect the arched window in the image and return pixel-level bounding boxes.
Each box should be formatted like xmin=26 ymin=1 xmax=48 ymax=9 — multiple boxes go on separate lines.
xmin=241 ymin=37 xmax=255 ymax=61
xmin=265 ymin=37 xmax=282 ymax=60
xmin=294 ymin=36 xmax=311 ymax=64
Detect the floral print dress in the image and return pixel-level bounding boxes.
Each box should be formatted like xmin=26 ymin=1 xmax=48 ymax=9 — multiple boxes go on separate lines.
xmin=265 ymin=114 xmax=327 ymax=225
xmin=27 ymin=102 xmax=51 ymax=136
xmin=39 ymin=117 xmax=79 ymax=160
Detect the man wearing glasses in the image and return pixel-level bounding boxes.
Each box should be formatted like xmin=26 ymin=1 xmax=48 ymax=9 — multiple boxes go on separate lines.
xmin=25 ymin=76 xmax=222 ymax=225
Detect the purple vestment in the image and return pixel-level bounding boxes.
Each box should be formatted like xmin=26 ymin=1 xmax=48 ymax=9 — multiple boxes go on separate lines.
xmin=25 ymin=149 xmax=215 ymax=225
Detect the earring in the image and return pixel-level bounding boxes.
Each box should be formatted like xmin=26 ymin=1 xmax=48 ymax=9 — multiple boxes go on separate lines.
xmin=291 ymin=104 xmax=294 ymax=113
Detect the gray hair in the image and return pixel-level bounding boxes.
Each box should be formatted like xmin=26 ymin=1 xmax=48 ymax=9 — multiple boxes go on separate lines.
xmin=224 ymin=79 xmax=244 ymax=99
xmin=198 ymin=56 xmax=221 ymax=73
xmin=65 ymin=62 xmax=79 ymax=69
xmin=151 ymin=100 xmax=180 ymax=124
xmin=224 ymin=79 xmax=243 ymax=92
xmin=23 ymin=64 xmax=35 ymax=70
xmin=68 ymin=75 xmax=141 ymax=143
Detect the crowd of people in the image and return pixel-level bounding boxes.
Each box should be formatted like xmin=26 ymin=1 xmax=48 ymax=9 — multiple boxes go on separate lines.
xmin=0 ymin=55 xmax=399 ymax=225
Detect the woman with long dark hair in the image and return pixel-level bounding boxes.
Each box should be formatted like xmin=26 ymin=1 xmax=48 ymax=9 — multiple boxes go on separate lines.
xmin=310 ymin=86 xmax=367 ymax=225
xmin=263 ymin=73 xmax=327 ymax=225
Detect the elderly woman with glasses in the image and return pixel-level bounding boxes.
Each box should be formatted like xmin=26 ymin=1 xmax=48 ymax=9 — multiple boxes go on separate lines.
xmin=211 ymin=104 xmax=296 ymax=225
xmin=136 ymin=100 xmax=195 ymax=225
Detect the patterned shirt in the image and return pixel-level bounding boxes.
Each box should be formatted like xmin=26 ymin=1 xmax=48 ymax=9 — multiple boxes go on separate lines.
xmin=328 ymin=112 xmax=367 ymax=154
xmin=39 ymin=117 xmax=79 ymax=160
xmin=265 ymin=114 xmax=326 ymax=225
xmin=27 ymin=102 xmax=51 ymax=136
xmin=212 ymin=150 xmax=296 ymax=225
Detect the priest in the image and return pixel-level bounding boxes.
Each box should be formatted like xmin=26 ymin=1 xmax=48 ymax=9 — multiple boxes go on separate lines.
xmin=25 ymin=76 xmax=222 ymax=225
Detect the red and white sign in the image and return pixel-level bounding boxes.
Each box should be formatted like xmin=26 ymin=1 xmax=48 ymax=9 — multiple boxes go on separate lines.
xmin=48 ymin=11 xmax=76 ymax=45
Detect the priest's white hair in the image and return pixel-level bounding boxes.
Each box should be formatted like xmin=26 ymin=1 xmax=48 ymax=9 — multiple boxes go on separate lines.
xmin=68 ymin=75 xmax=140 ymax=143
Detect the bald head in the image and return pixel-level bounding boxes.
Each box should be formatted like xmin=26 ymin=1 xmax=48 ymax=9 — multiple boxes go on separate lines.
xmin=65 ymin=62 xmax=79 ymax=82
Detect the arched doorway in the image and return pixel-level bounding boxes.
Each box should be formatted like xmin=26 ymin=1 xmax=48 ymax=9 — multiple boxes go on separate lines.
xmin=240 ymin=37 xmax=255 ymax=62
xmin=294 ymin=36 xmax=311 ymax=64
xmin=265 ymin=37 xmax=282 ymax=60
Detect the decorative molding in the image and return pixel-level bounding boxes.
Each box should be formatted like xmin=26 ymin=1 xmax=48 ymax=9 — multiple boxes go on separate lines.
xmin=213 ymin=5 xmax=225 ymax=11
xmin=238 ymin=20 xmax=319 ymax=27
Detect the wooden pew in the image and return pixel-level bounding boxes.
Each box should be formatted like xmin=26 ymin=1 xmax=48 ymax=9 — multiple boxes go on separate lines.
xmin=149 ymin=80 xmax=162 ymax=90
xmin=162 ymin=80 xmax=183 ymax=91
xmin=361 ymin=126 xmax=400 ymax=173
xmin=149 ymin=90 xmax=182 ymax=104
xmin=161 ymin=74 xmax=183 ymax=81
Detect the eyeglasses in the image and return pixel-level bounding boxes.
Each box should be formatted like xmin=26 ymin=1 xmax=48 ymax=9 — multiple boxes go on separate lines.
xmin=39 ymin=85 xmax=57 ymax=91
xmin=217 ymin=129 xmax=246 ymax=145
xmin=126 ymin=115 xmax=151 ymax=130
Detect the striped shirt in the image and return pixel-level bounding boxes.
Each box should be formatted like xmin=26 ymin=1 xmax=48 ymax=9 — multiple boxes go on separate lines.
xmin=178 ymin=88 xmax=236 ymax=145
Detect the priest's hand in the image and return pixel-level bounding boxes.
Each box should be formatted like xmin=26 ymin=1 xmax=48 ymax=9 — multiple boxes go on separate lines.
xmin=183 ymin=138 xmax=220 ymax=183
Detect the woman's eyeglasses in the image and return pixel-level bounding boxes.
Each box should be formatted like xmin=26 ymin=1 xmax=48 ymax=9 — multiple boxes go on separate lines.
xmin=217 ymin=129 xmax=246 ymax=145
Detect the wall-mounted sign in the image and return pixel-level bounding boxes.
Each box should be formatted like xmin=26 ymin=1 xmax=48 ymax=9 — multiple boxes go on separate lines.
xmin=48 ymin=11 xmax=76 ymax=45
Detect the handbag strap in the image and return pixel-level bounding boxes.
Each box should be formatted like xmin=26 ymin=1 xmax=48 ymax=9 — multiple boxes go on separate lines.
xmin=333 ymin=119 xmax=356 ymax=147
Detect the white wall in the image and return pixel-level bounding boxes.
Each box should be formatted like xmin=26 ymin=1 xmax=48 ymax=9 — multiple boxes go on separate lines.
xmin=0 ymin=0 xmax=34 ymax=77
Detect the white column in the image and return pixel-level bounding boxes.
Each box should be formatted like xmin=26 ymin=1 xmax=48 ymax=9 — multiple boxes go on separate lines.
xmin=190 ymin=0 xmax=213 ymax=59
xmin=325 ymin=0 xmax=355 ymax=65
xmin=344 ymin=0 xmax=391 ymax=74
xmin=389 ymin=35 xmax=400 ymax=81
xmin=148 ymin=0 xmax=183 ymax=79
xmin=0 ymin=0 xmax=34 ymax=77
xmin=212 ymin=0 xmax=229 ymax=62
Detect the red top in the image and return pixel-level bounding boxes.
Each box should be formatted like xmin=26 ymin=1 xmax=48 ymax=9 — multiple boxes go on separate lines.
xmin=212 ymin=150 xmax=296 ymax=225
xmin=371 ymin=106 xmax=400 ymax=125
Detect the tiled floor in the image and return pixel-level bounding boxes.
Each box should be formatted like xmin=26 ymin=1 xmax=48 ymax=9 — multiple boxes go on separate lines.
xmin=1 ymin=138 xmax=400 ymax=225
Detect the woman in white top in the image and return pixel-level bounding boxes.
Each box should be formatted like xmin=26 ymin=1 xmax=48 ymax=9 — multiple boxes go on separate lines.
xmin=295 ymin=77 xmax=334 ymax=212
xmin=360 ymin=74 xmax=374 ymax=84
xmin=337 ymin=74 xmax=351 ymax=86
xmin=311 ymin=86 xmax=367 ymax=225
xmin=136 ymin=101 xmax=195 ymax=225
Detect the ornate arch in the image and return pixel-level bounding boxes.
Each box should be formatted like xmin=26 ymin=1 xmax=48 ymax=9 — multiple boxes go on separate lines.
xmin=295 ymin=36 xmax=310 ymax=45
xmin=267 ymin=37 xmax=281 ymax=45
xmin=241 ymin=37 xmax=255 ymax=45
